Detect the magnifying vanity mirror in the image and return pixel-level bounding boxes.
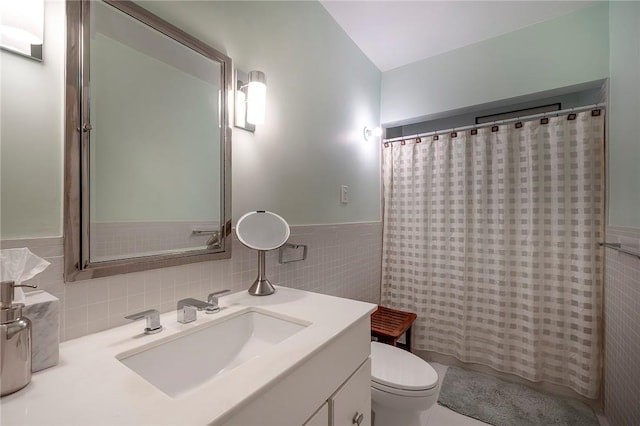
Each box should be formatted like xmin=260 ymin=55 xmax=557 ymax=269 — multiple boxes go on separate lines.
xmin=236 ymin=211 xmax=290 ymax=296
xmin=64 ymin=0 xmax=232 ymax=281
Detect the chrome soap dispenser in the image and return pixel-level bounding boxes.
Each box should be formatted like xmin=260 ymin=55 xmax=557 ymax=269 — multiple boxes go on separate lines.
xmin=1 ymin=280 xmax=37 ymax=397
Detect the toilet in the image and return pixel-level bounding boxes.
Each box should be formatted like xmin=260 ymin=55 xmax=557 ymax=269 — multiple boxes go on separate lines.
xmin=370 ymin=341 xmax=439 ymax=426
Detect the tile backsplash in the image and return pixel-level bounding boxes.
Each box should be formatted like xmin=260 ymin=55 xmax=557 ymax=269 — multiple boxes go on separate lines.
xmin=603 ymin=226 xmax=640 ymax=425
xmin=1 ymin=222 xmax=382 ymax=342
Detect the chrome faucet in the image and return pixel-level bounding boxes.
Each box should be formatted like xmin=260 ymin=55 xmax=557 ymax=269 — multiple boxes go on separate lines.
xmin=177 ymin=298 xmax=216 ymax=324
xmin=124 ymin=309 xmax=163 ymax=334
xmin=206 ymin=289 xmax=230 ymax=314
xmin=177 ymin=290 xmax=230 ymax=323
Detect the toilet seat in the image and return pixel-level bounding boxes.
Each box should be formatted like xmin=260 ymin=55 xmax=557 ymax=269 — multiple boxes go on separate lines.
xmin=370 ymin=341 xmax=438 ymax=397
xmin=372 ymin=381 xmax=437 ymax=398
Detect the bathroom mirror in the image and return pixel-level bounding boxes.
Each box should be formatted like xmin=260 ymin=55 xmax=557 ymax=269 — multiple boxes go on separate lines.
xmin=236 ymin=211 xmax=290 ymax=251
xmin=64 ymin=0 xmax=232 ymax=281
xmin=236 ymin=211 xmax=290 ymax=296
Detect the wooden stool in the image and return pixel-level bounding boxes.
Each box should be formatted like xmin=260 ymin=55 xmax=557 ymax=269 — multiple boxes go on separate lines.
xmin=370 ymin=306 xmax=417 ymax=352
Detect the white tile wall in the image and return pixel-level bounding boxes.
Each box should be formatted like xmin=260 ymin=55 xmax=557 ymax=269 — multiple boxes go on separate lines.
xmin=1 ymin=222 xmax=382 ymax=342
xmin=603 ymin=226 xmax=640 ymax=426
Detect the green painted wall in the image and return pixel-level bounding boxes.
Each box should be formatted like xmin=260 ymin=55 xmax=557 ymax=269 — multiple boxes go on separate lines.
xmin=139 ymin=1 xmax=382 ymax=226
xmin=0 ymin=1 xmax=64 ymax=239
xmin=381 ymin=3 xmax=610 ymax=125
xmin=608 ymin=1 xmax=640 ymax=228
xmin=5 ymin=1 xmax=634 ymax=238
xmin=0 ymin=1 xmax=381 ymax=240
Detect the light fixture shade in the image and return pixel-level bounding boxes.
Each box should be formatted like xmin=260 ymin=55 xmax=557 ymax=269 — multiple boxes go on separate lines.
xmin=246 ymin=70 xmax=266 ymax=125
xmin=0 ymin=0 xmax=44 ymax=46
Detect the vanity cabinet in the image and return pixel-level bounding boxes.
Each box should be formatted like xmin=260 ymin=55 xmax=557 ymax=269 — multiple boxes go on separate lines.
xmin=220 ymin=316 xmax=371 ymax=426
xmin=329 ymin=358 xmax=371 ymax=426
xmin=303 ymin=358 xmax=371 ymax=426
xmin=304 ymin=403 xmax=329 ymax=426
xmin=1 ymin=288 xmax=376 ymax=426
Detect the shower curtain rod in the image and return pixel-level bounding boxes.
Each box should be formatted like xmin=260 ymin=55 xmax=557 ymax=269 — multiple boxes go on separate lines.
xmin=383 ymin=103 xmax=607 ymax=143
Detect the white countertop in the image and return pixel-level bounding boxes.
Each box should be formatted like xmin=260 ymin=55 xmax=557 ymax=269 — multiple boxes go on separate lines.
xmin=1 ymin=287 xmax=376 ymax=425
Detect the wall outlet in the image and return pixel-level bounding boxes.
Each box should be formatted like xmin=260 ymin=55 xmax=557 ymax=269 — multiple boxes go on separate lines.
xmin=340 ymin=185 xmax=349 ymax=204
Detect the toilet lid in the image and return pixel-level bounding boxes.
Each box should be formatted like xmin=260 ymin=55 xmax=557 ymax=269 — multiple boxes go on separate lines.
xmin=370 ymin=341 xmax=438 ymax=391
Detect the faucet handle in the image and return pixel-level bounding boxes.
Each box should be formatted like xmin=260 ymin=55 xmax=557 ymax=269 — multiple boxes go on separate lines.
xmin=207 ymin=289 xmax=230 ymax=303
xmin=206 ymin=289 xmax=230 ymax=314
xmin=177 ymin=304 xmax=198 ymax=324
xmin=124 ymin=309 xmax=163 ymax=335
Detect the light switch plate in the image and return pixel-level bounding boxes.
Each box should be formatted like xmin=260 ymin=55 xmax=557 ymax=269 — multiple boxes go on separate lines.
xmin=340 ymin=185 xmax=349 ymax=204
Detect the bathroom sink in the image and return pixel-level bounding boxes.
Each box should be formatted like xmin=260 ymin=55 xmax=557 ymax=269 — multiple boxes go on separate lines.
xmin=117 ymin=309 xmax=308 ymax=397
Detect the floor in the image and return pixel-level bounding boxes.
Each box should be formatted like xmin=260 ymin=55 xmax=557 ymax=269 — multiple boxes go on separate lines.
xmin=417 ymin=362 xmax=608 ymax=426
xmin=419 ymin=362 xmax=490 ymax=426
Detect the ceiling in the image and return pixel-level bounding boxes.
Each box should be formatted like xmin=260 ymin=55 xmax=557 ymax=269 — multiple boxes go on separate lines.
xmin=320 ymin=1 xmax=596 ymax=72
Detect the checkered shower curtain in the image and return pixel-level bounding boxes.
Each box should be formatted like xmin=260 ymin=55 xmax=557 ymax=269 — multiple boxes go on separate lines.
xmin=381 ymin=110 xmax=605 ymax=398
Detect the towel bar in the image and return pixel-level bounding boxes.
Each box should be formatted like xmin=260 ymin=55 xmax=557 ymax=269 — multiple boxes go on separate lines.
xmin=599 ymin=242 xmax=640 ymax=260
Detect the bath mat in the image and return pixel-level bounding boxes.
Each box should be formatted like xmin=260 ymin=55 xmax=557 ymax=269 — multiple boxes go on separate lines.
xmin=437 ymin=366 xmax=599 ymax=426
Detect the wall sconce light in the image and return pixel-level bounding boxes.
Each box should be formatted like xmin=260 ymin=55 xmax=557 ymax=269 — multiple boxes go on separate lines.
xmin=235 ymin=69 xmax=267 ymax=132
xmin=363 ymin=126 xmax=382 ymax=141
xmin=0 ymin=0 xmax=44 ymax=61
xmin=247 ymin=71 xmax=266 ymax=125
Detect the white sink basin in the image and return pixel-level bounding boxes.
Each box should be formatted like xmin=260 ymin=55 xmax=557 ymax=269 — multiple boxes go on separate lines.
xmin=117 ymin=309 xmax=308 ymax=397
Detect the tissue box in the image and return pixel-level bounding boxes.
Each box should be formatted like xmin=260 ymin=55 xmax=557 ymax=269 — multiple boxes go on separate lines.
xmin=24 ymin=291 xmax=60 ymax=372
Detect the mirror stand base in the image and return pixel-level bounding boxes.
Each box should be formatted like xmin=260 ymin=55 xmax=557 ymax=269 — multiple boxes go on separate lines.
xmin=248 ymin=250 xmax=276 ymax=296
xmin=248 ymin=278 xmax=276 ymax=296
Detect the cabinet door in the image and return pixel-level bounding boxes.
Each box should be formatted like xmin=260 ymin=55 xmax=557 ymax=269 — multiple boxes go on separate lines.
xmin=330 ymin=358 xmax=371 ymax=426
xmin=304 ymin=402 xmax=329 ymax=426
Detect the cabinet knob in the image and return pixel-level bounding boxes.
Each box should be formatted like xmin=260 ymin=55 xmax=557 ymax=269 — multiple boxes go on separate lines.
xmin=352 ymin=412 xmax=364 ymax=425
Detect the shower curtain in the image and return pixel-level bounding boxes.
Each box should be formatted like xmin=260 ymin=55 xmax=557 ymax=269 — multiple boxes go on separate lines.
xmin=381 ymin=110 xmax=605 ymax=398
